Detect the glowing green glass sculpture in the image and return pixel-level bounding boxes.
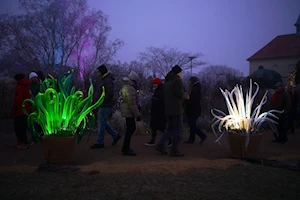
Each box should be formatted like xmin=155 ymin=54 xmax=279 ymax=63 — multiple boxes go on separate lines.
xmin=22 ymin=71 xmax=105 ymax=144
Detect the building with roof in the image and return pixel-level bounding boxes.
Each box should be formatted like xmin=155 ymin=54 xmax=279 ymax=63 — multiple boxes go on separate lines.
xmin=247 ymin=15 xmax=300 ymax=82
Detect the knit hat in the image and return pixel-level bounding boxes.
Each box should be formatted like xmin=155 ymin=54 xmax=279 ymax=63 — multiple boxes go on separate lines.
xmin=97 ymin=64 xmax=108 ymax=75
xmin=171 ymin=65 xmax=182 ymax=74
xmin=128 ymin=71 xmax=139 ymax=81
xmin=152 ymin=78 xmax=162 ymax=85
xmin=275 ymin=82 xmax=283 ymax=87
xmin=189 ymin=76 xmax=199 ymax=84
xmin=29 ymin=72 xmax=38 ymax=80
xmin=14 ymin=73 xmax=25 ymax=81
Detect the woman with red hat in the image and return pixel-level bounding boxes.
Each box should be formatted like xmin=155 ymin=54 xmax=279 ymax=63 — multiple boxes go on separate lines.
xmin=145 ymin=78 xmax=172 ymax=147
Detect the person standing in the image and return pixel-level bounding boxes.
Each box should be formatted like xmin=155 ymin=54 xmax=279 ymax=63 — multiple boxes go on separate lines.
xmin=145 ymin=78 xmax=172 ymax=147
xmin=29 ymin=72 xmax=40 ymax=98
xmin=91 ymin=65 xmax=121 ymax=149
xmin=12 ymin=73 xmax=31 ymax=149
xmin=155 ymin=65 xmax=189 ymax=157
xmin=185 ymin=76 xmax=207 ymax=144
xmin=120 ymin=71 xmax=141 ymax=156
xmin=28 ymin=71 xmax=41 ymax=144
xmin=272 ymin=82 xmax=291 ymax=144
xmin=285 ymin=85 xmax=299 ymax=133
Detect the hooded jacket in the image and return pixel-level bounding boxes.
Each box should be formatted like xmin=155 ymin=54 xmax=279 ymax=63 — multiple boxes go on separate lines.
xmin=164 ymin=71 xmax=188 ymax=116
xmin=120 ymin=71 xmax=140 ymax=118
xmin=99 ymin=72 xmax=115 ymax=107
xmin=12 ymin=78 xmax=31 ymax=116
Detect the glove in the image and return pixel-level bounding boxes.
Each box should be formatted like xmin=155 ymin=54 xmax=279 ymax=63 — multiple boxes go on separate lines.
xmin=136 ymin=116 xmax=141 ymax=121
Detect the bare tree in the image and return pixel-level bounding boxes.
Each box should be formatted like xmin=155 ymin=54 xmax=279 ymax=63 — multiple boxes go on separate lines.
xmin=0 ymin=0 xmax=123 ymax=76
xmin=138 ymin=46 xmax=205 ymax=77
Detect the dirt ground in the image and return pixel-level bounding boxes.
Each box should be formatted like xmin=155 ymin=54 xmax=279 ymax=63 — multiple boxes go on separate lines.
xmin=1 ymin=118 xmax=300 ymax=174
xmin=1 ymin=119 xmax=300 ymax=200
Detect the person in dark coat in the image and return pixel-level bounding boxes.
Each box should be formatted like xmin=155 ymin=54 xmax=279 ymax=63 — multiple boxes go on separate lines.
xmin=272 ymin=82 xmax=291 ymax=144
xmin=285 ymin=85 xmax=298 ymax=133
xmin=144 ymin=78 xmax=172 ymax=147
xmin=12 ymin=73 xmax=31 ymax=149
xmin=28 ymin=71 xmax=41 ymax=144
xmin=91 ymin=64 xmax=121 ymax=149
xmin=155 ymin=65 xmax=189 ymax=157
xmin=184 ymin=76 xmax=207 ymax=144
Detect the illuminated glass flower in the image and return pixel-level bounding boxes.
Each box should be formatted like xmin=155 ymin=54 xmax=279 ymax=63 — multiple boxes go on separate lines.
xmin=22 ymin=71 xmax=105 ymax=144
xmin=211 ymin=79 xmax=282 ymax=149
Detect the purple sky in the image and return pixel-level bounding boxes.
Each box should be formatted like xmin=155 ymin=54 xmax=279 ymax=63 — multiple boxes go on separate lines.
xmin=1 ymin=0 xmax=300 ymax=76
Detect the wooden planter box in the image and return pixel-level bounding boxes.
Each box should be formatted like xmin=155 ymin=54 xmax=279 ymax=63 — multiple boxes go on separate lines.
xmin=43 ymin=136 xmax=75 ymax=164
xmin=228 ymin=132 xmax=263 ymax=159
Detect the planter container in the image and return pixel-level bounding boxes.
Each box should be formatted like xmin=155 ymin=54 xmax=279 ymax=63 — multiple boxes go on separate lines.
xmin=228 ymin=132 xmax=263 ymax=159
xmin=43 ymin=136 xmax=75 ymax=164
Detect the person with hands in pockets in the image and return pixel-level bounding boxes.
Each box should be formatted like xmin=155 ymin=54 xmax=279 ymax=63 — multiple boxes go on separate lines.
xmin=120 ymin=70 xmax=141 ymax=156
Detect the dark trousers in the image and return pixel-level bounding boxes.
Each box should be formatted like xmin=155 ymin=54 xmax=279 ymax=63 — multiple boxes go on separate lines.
xmin=274 ymin=115 xmax=288 ymax=142
xmin=285 ymin=113 xmax=295 ymax=133
xmin=151 ymin=128 xmax=172 ymax=143
xmin=14 ymin=115 xmax=28 ymax=144
xmin=187 ymin=115 xmax=206 ymax=142
xmin=122 ymin=118 xmax=136 ymax=152
xmin=158 ymin=115 xmax=183 ymax=152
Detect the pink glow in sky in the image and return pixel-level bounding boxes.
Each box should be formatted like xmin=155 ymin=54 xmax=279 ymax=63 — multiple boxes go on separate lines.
xmin=1 ymin=0 xmax=299 ymax=76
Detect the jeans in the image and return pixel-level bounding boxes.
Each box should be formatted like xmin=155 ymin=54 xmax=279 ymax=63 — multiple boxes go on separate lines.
xmin=158 ymin=115 xmax=183 ymax=152
xmin=187 ymin=115 xmax=206 ymax=142
xmin=122 ymin=118 xmax=136 ymax=152
xmin=151 ymin=128 xmax=172 ymax=143
xmin=14 ymin=115 xmax=28 ymax=144
xmin=96 ymin=107 xmax=118 ymax=145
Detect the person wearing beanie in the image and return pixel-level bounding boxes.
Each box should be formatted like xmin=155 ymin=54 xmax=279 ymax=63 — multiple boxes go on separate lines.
xmin=29 ymin=71 xmax=39 ymax=98
xmin=91 ymin=64 xmax=121 ymax=149
xmin=171 ymin=65 xmax=182 ymax=75
xmin=28 ymin=71 xmax=42 ymax=145
xmin=145 ymin=78 xmax=172 ymax=147
xmin=120 ymin=70 xmax=141 ymax=155
xmin=12 ymin=73 xmax=31 ymax=149
xmin=155 ymin=65 xmax=189 ymax=157
xmin=185 ymin=76 xmax=207 ymax=144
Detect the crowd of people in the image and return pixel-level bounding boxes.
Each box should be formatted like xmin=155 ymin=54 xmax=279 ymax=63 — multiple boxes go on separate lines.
xmin=271 ymin=82 xmax=298 ymax=144
xmin=11 ymin=65 xmax=207 ymax=157
xmin=11 ymin=64 xmax=297 ymax=156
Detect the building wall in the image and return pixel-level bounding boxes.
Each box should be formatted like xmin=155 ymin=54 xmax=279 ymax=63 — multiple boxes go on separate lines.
xmin=249 ymin=57 xmax=300 ymax=82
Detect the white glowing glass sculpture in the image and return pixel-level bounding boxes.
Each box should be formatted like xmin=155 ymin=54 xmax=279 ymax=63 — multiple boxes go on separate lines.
xmin=211 ymin=79 xmax=282 ymax=149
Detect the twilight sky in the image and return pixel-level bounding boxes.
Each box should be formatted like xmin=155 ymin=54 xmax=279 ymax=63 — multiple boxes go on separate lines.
xmin=1 ymin=0 xmax=300 ymax=76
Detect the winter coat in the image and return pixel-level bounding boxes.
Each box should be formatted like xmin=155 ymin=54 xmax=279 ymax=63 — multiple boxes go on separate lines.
xmin=120 ymin=77 xmax=140 ymax=118
xmin=30 ymin=83 xmax=40 ymax=98
xmin=185 ymin=82 xmax=201 ymax=117
xmin=99 ymin=72 xmax=115 ymax=107
xmin=272 ymin=89 xmax=291 ymax=116
xmin=164 ymin=71 xmax=188 ymax=116
xmin=12 ymin=78 xmax=31 ymax=116
xmin=150 ymin=83 xmax=166 ymax=130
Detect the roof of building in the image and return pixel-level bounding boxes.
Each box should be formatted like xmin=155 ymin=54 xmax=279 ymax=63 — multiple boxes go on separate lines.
xmin=247 ymin=34 xmax=300 ymax=61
